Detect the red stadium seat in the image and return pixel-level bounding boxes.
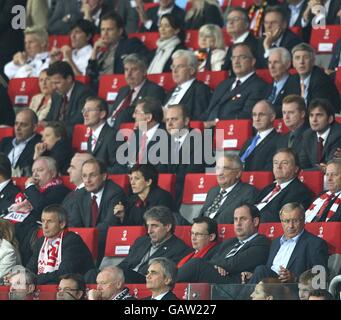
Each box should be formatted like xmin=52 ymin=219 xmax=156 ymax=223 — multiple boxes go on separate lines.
xmin=75 ymin=75 xmax=90 ymax=85
xmin=127 ymin=283 xmax=150 ymax=299
xmin=60 ymin=175 xmax=76 ymax=190
xmin=214 ymin=119 xmax=253 ymax=150
xmin=258 ymin=223 xmax=283 ymax=240
xmin=298 ymin=170 xmax=323 ymax=197
xmin=158 ymin=173 xmax=176 ymax=197
xmin=147 ymin=72 xmax=175 ymax=91
xmin=104 ymin=226 xmax=146 ymax=257
xmin=310 ymin=25 xmax=341 ymax=53
xmin=256 ymin=69 xmax=273 ymax=84
xmin=241 ymin=171 xmax=274 ymax=190
xmin=336 ymin=115 xmax=341 ymax=124
xmin=118 ymin=122 xmax=135 ymax=141
xmin=174 ymin=225 xmax=192 ymax=247
xmin=128 ymin=32 xmax=159 ymax=50
xmin=108 ymin=174 xmax=130 ymax=193
xmin=289 ymin=26 xmax=302 ymax=37
xmin=36 ymin=285 xmax=58 ymax=300
xmin=222 ymin=29 xmax=233 ymax=47
xmin=189 ymin=121 xmax=205 ymax=132
xmin=98 ymin=74 xmax=127 ymax=102
xmin=186 ymin=283 xmax=211 ymax=300
xmin=218 ymin=224 xmax=235 ymax=241
xmin=12 ymin=177 xmax=26 ymax=190
xmin=185 ymin=29 xmax=199 ymax=50
xmin=273 ymin=119 xmax=289 ymax=134
xmin=336 ymin=67 xmax=341 ymax=95
xmin=222 ymin=0 xmax=254 ymax=10
xmin=48 ymin=35 xmax=71 ymax=51
xmin=143 ymin=3 xmax=159 ymax=11
xmin=8 ymin=77 xmax=40 ymax=107
xmin=0 ymin=286 xmax=9 ymax=301
xmin=196 ymin=70 xmax=228 ymax=90
xmin=0 ymin=127 xmax=14 ymax=142
xmin=71 ymin=124 xmax=91 ymax=152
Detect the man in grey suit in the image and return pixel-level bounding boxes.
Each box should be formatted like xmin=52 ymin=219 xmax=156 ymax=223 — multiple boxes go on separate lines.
xmin=200 ymin=152 xmax=259 ymax=224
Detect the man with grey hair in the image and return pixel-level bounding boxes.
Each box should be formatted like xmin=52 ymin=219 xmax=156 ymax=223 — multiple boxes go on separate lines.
xmin=145 ymin=257 xmax=178 ymax=300
xmin=107 ymin=53 xmax=165 ymax=133
xmin=199 ymin=152 xmax=259 ymax=224
xmin=88 ymin=266 xmax=135 ymax=300
xmin=292 ymin=42 xmax=340 ymax=112
xmin=4 ymin=26 xmax=50 ymax=79
xmin=164 ymin=49 xmax=211 ymax=120
xmin=267 ymin=47 xmax=298 ymax=118
xmin=8 ymin=266 xmax=37 ymax=300
xmin=117 ymin=206 xmax=192 ymax=283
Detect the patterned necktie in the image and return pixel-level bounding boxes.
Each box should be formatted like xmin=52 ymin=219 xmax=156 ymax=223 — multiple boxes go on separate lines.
xmin=91 ymin=195 xmax=99 ymax=227
xmin=268 ymin=82 xmax=277 ymax=102
xmin=225 ymin=240 xmax=244 ymax=258
xmin=262 ymin=184 xmax=281 ymax=203
xmin=112 ymin=89 xmax=134 ymax=119
xmin=206 ymin=189 xmax=227 ymax=217
xmin=59 ymin=95 xmax=68 ymax=121
xmin=316 ymin=136 xmax=324 ymax=163
xmin=138 ymin=133 xmax=148 ymax=164
xmin=232 ymin=79 xmax=241 ymax=91
xmin=316 ymin=193 xmax=335 ymax=221
xmin=240 ymin=134 xmax=260 ymax=162
xmin=91 ymin=130 xmax=97 ymax=151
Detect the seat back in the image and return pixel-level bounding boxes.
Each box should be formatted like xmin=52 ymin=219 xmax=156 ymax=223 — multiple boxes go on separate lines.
xmin=12 ymin=177 xmax=27 ymax=190
xmin=258 ymin=223 xmax=283 ymax=240
xmin=147 ymin=72 xmax=175 ymax=91
xmin=60 ymin=175 xmax=76 ymax=190
xmin=158 ymin=173 xmax=176 ymax=197
xmin=256 ymin=69 xmax=272 ymax=84
xmin=0 ymin=286 xmax=9 ymax=301
xmin=128 ymin=32 xmax=159 ymax=50
xmin=174 ymin=226 xmax=192 ymax=247
xmin=273 ymin=119 xmax=289 ymax=134
xmin=298 ymin=170 xmax=323 ymax=197
xmin=310 ymin=25 xmax=341 ymax=53
xmin=218 ymin=224 xmax=235 ymax=242
xmin=118 ymin=122 xmax=135 ymax=141
xmin=108 ymin=174 xmax=130 ymax=193
xmin=185 ymin=29 xmax=199 ymax=50
xmin=0 ymin=127 xmax=14 ymax=142
xmin=196 ymin=71 xmax=228 ymax=90
xmin=241 ymin=171 xmax=274 ymax=190
xmin=36 ymin=285 xmax=58 ymax=300
xmin=8 ymin=77 xmax=40 ymax=107
xmin=98 ymin=74 xmax=127 ymax=102
xmin=48 ymin=35 xmax=71 ymax=50
xmin=71 ymin=124 xmax=91 ymax=152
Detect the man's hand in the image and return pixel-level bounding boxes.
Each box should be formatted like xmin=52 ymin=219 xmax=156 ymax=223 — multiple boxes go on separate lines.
xmin=87 ymin=289 xmax=101 ymax=300
xmin=113 ymin=202 xmax=125 ymax=222
xmin=214 ymin=265 xmax=229 ymax=277
xmin=81 ymin=0 xmax=92 ymax=20
xmin=13 ymin=52 xmax=27 ymax=66
xmin=61 ymin=45 xmax=72 ymax=61
xmin=278 ymin=266 xmax=295 ymax=283
xmin=263 ymin=27 xmax=282 ymax=50
xmin=241 ymin=271 xmax=253 ymax=284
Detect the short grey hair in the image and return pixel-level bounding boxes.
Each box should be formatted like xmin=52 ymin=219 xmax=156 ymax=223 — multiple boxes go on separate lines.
xmin=279 ymin=202 xmax=305 ymax=217
xmin=149 ymin=257 xmax=177 ymax=290
xmin=9 ymin=265 xmax=37 ymax=286
xmin=172 ymin=49 xmax=199 ymax=70
xmin=218 ymin=151 xmax=243 ymax=171
xmin=100 ymin=266 xmax=125 ymax=284
xmin=34 ymin=156 xmax=58 ymax=176
xmin=24 ymin=26 xmax=48 ymax=47
xmin=292 ymin=42 xmax=315 ymax=60
xmin=123 ymin=53 xmax=148 ymax=71
xmin=269 ymin=47 xmax=291 ymax=66
xmin=253 ymin=99 xmax=276 ymax=116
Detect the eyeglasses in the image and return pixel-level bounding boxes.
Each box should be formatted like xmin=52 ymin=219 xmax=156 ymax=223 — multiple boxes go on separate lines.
xmin=81 ymin=108 xmax=100 ymax=114
xmin=57 ymin=287 xmax=80 ymax=292
xmin=226 ymin=17 xmax=243 ymax=24
xmin=273 ymin=160 xmax=292 ymax=166
xmin=280 ymin=218 xmax=304 ymax=224
xmin=231 ymin=55 xmax=252 ymax=61
xmin=190 ymin=232 xmax=209 ymax=238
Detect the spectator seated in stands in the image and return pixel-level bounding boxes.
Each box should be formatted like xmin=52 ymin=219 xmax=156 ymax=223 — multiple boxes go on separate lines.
xmin=255 ymin=148 xmax=313 ymax=222
xmin=26 ymin=204 xmax=95 ymax=284
xmin=49 ymin=19 xmax=95 ymax=76
xmin=239 ymin=100 xmax=280 ymax=172
xmin=297 ymin=268 xmax=317 ymax=300
xmin=4 ymin=27 xmax=50 ymax=79
xmin=147 ymin=13 xmax=186 ymax=74
xmin=56 ymin=273 xmax=87 ymax=300
xmin=326 ymin=38 xmax=341 ymax=75
xmin=88 ymin=266 xmax=136 ymax=300
xmin=292 ymin=43 xmax=341 ymax=113
xmin=250 ymin=277 xmax=294 ymax=300
xmin=199 ymin=152 xmax=259 ymax=224
xmin=113 ymin=164 xmax=174 ymax=226
xmin=117 ymin=206 xmax=192 ymax=283
xmin=242 ymin=202 xmax=329 ymax=285
xmin=177 ymin=203 xmax=270 ymax=284
xmin=107 ymin=53 xmax=165 ymax=133
xmin=86 ymin=12 xmax=149 ymax=90
xmin=329 ymin=274 xmax=341 ymax=300
xmin=81 ymin=0 xmax=114 ymax=31
xmin=145 ymin=257 xmax=178 ymax=300
xmin=33 ymin=121 xmax=74 ymax=175
xmin=299 ymin=98 xmax=341 ymax=170
xmin=7 ymin=266 xmax=37 ymax=300
xmin=0 ymin=109 xmax=41 ymax=177
xmin=29 ymin=69 xmax=53 ymax=122
xmin=276 ymin=94 xmax=309 ymax=156
xmin=194 ymin=24 xmax=226 ymax=72
xmin=305 ymin=159 xmax=341 ymax=222
xmin=44 ymin=61 xmax=94 ymax=138
xmin=177 ymin=217 xmax=219 ymax=268
xmin=163 ymin=49 xmax=212 ymax=121
xmin=185 ymin=0 xmax=224 ymax=29
xmin=308 ymin=289 xmax=335 ymax=300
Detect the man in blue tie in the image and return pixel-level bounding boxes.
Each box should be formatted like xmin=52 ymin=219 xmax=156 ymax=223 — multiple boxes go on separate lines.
xmin=239 ymin=100 xmax=280 ymax=171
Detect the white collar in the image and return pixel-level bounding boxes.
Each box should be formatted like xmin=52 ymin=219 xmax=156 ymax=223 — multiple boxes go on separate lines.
xmin=91 ymin=122 xmax=106 ymax=140
xmin=145 ymin=123 xmax=160 ymax=142
xmin=317 ymin=127 xmax=331 ymax=143
xmin=233 ymin=31 xmax=250 ymax=43
xmin=0 ymin=179 xmax=11 ymax=193
xmin=236 ymin=71 xmax=255 ymax=84
xmin=152 ymin=290 xmax=170 ymax=300
xmin=274 ymin=177 xmax=296 ymax=189
xmin=257 ymin=127 xmax=274 ymax=140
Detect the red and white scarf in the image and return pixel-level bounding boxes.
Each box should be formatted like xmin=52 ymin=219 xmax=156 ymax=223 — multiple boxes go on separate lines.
xmin=37 ymin=231 xmax=66 ymax=274
xmin=305 ymin=191 xmax=341 ymax=222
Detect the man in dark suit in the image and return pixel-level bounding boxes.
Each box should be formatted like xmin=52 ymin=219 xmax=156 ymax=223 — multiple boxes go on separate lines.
xmin=177 ymin=203 xmax=271 ymax=283
xmin=292 ymin=43 xmax=341 ymax=113
xmin=277 ymin=94 xmax=309 ymax=155
xmin=137 ymin=0 xmax=185 ymax=32
xmin=256 ymin=5 xmax=302 ymax=68
xmin=0 ymin=109 xmax=41 ymax=177
xmin=145 ymin=257 xmax=178 ymax=300
xmin=115 ymin=0 xmax=139 ymax=33
xmin=239 ymin=100 xmax=281 ymax=171
xmin=255 ymin=148 xmax=313 ymax=222
xmin=244 ymin=202 xmax=329 ymax=285
xmin=0 ymin=80 xmax=15 ymax=126
xmin=299 ymin=98 xmax=341 ymax=170
xmin=0 ymin=152 xmax=20 ymax=215
xmin=203 ymin=43 xmax=269 ymax=127
xmin=199 ymin=153 xmax=259 ymax=224
xmin=282 ymin=0 xmax=308 ymax=28
xmin=27 ymin=204 xmax=95 ymax=284
xmin=267 ymin=47 xmax=300 ymax=118
xmin=328 ymin=38 xmax=341 ymax=71
xmin=45 ymin=61 xmax=94 ymax=138
xmin=118 ymin=206 xmax=192 ymax=283
xmin=222 ymin=7 xmax=259 ymax=74
xmin=107 ymin=53 xmax=165 ymax=133
xmin=164 ymin=49 xmax=212 ymax=121
xmin=68 ymin=158 xmax=126 ymax=263
xmin=305 ymin=159 xmax=341 ymax=222
xmin=86 ymin=12 xmax=149 ymax=90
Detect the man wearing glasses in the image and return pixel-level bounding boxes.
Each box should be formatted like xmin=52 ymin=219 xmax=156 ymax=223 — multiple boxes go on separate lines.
xmin=242 ymin=202 xmax=328 ymax=285
xmin=56 ymin=273 xmax=87 ymax=300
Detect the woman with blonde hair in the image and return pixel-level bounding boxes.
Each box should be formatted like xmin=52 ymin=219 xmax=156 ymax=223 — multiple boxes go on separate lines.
xmin=185 ymin=0 xmax=223 ymax=29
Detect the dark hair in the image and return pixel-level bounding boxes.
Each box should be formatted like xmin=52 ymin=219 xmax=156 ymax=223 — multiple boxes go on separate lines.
xmin=71 ymin=19 xmax=95 ymax=40
xmin=274 ymin=147 xmax=300 ymax=168
xmin=130 ymin=163 xmax=158 ymax=188
xmin=231 ymin=42 xmax=256 ymax=60
xmin=264 ymin=5 xmax=289 ymax=24
xmin=137 ymin=97 xmax=164 ymax=124
xmin=309 ymin=289 xmax=334 ymax=300
xmin=257 ymin=278 xmax=294 ymax=300
xmin=59 ymin=273 xmax=87 ymax=300
xmin=101 ymin=11 xmax=125 ymax=35
xmin=149 ymin=257 xmax=177 ymax=290
xmin=42 ymin=204 xmax=68 ymax=227
xmin=160 ymin=13 xmax=185 ymax=43
xmin=45 ymin=121 xmax=67 ymax=140
xmin=192 ymin=216 xmax=218 ymax=240
xmin=17 ymin=108 xmax=38 ymax=126
xmin=299 ymin=268 xmax=316 ymax=284
xmin=0 ymin=152 xmax=12 ymax=180
xmin=85 ymin=96 xmax=109 ymax=117
xmin=225 ymin=6 xmax=250 ymax=24
xmin=308 ymin=98 xmax=335 ymax=121
xmin=236 ymin=202 xmax=260 ymax=220
xmin=82 ymin=158 xmax=107 ymax=175
xmin=143 ymin=206 xmax=176 ymax=233
xmin=47 ymin=61 xmax=75 ymax=80
xmin=167 ymin=104 xmax=189 ymax=120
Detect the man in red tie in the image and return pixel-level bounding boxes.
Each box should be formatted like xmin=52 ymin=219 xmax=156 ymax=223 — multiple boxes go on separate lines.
xmin=255 ymin=148 xmax=313 ymax=222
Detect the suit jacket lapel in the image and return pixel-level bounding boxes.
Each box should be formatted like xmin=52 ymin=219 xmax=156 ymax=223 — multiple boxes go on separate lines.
xmin=286 ymin=231 xmax=306 ymax=269
xmin=83 ymin=193 xmax=92 ymax=226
